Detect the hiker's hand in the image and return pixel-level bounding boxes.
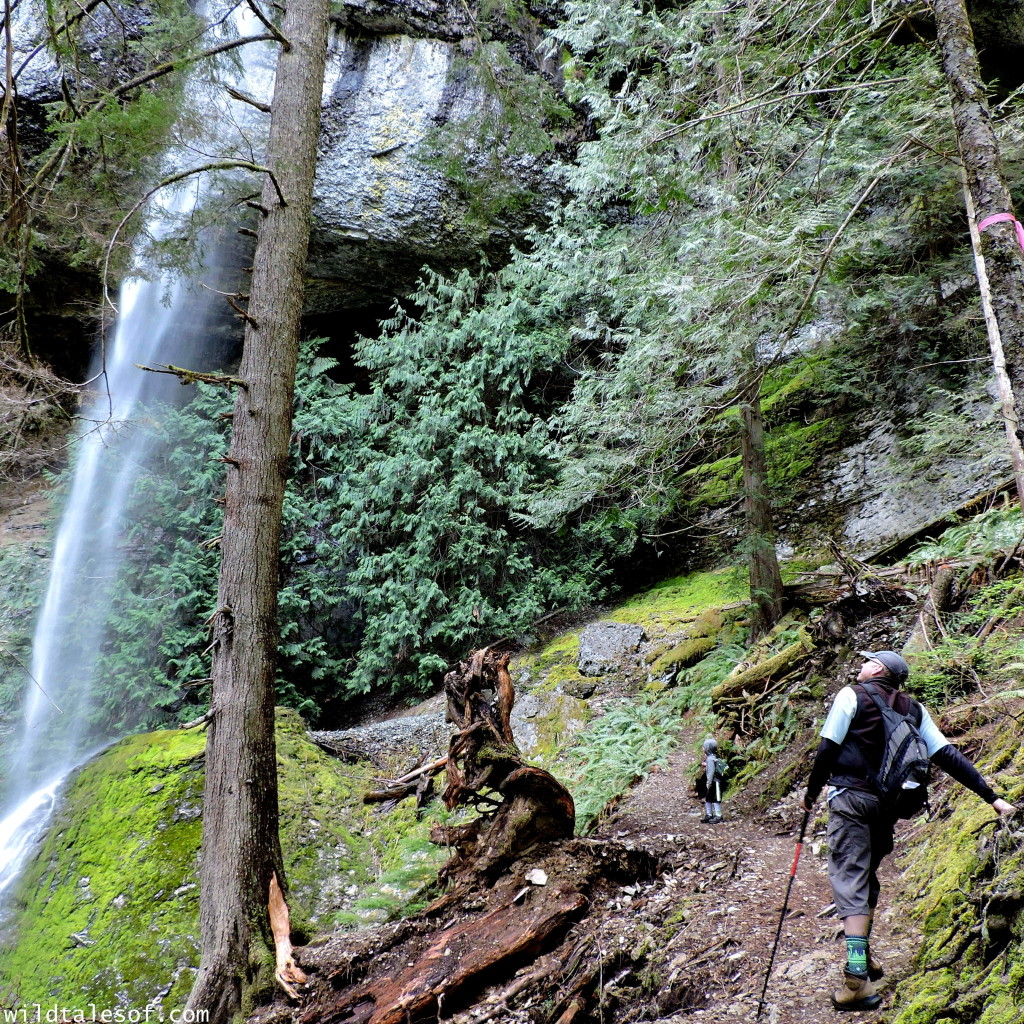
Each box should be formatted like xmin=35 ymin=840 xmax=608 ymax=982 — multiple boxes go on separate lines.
xmin=993 ymin=798 xmax=1017 ymax=816
xmin=802 ymin=793 xmax=815 ymax=812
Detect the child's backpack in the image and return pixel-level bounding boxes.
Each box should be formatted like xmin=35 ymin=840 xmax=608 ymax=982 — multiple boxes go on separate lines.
xmin=860 ymin=681 xmax=931 ymax=819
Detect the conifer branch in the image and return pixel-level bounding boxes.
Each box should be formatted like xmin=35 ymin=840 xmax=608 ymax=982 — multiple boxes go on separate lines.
xmin=4 ymin=33 xmax=277 ymax=221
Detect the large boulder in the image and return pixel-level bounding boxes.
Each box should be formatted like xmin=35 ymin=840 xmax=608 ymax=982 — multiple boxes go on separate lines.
xmin=578 ymin=622 xmax=646 ymax=677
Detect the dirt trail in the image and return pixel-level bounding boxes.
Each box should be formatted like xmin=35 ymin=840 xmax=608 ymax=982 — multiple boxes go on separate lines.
xmin=590 ymin=725 xmax=922 ymax=1024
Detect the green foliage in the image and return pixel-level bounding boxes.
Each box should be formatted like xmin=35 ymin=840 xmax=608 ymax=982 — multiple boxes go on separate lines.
xmin=9 ymin=1 xmax=202 ymax=286
xmin=561 ymin=689 xmax=689 ymax=833
xmin=906 ymin=504 xmax=1024 ymax=568
xmin=905 ymin=575 xmax=1024 ymax=704
xmin=95 ymin=315 xmax=613 ymax=722
xmin=561 ymin=636 xmax=743 ymax=832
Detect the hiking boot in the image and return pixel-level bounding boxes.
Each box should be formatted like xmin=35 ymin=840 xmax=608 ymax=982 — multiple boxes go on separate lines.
xmin=831 ymin=971 xmax=881 ymax=1012
xmin=700 ymin=813 xmax=713 ymax=823
xmin=867 ymin=952 xmax=885 ymax=982
xmin=710 ymin=815 xmax=723 ymax=824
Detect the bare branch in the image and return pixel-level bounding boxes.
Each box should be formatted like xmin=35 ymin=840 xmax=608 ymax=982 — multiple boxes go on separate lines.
xmin=135 ymin=363 xmax=248 ymax=389
xmin=245 ymin=0 xmax=291 ymax=50
xmin=100 ymin=159 xmax=282 ymax=314
xmin=225 ymin=85 xmax=271 ymax=113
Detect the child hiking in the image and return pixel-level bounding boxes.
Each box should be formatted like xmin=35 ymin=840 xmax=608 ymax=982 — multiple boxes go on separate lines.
xmin=701 ymin=736 xmax=726 ymax=823
xmin=803 ymin=650 xmax=1016 ymax=1012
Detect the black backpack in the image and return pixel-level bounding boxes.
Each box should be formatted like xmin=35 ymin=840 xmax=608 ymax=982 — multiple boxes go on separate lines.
xmin=860 ymin=681 xmax=931 ymax=819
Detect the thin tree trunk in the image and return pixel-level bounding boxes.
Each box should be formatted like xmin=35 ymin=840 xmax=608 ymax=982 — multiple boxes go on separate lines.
xmin=186 ymin=1 xmax=330 ymax=1019
xmin=962 ymin=182 xmax=1024 ymax=504
xmin=740 ymin=392 xmax=785 ymax=640
xmin=933 ymin=0 xmax=1024 ymax=452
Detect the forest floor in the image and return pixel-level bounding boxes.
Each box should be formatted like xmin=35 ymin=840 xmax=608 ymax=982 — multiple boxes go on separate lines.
xmin=268 ymin=713 xmax=928 ymax=1024
xmin=585 ymin=725 xmax=923 ymax=1024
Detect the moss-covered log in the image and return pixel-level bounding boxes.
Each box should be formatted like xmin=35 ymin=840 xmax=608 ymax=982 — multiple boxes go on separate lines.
xmin=711 ymin=626 xmax=815 ymax=704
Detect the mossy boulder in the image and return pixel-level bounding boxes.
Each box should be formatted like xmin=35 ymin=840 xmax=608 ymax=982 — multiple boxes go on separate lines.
xmin=0 ymin=709 xmax=385 ymax=1008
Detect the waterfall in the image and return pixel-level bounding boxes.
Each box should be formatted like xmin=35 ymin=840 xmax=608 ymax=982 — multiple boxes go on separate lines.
xmin=0 ymin=3 xmax=275 ymax=904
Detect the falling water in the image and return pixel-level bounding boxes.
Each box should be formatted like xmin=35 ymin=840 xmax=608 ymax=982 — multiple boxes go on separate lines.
xmin=0 ymin=3 xmax=275 ymax=903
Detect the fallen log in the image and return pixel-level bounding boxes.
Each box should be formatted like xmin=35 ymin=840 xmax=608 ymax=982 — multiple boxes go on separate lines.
xmin=306 ymin=885 xmax=588 ymax=1024
xmin=711 ymin=626 xmax=815 ymax=704
xmin=902 ymin=566 xmax=956 ymax=654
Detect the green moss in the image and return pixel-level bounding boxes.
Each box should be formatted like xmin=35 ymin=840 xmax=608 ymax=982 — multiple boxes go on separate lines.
xmin=0 ymin=710 xmax=411 ymax=1008
xmin=540 ymin=661 xmax=589 ymax=692
xmin=683 ymin=454 xmax=742 ymax=506
xmin=889 ymin=719 xmax=1024 ymax=1024
xmin=610 ymin=569 xmax=748 ymax=632
xmin=650 ymin=636 xmax=717 ymax=677
xmin=765 ymin=418 xmax=843 ymax=488
xmin=0 ymin=726 xmax=206 ymax=1007
xmin=520 ymin=695 xmax=590 ymax=764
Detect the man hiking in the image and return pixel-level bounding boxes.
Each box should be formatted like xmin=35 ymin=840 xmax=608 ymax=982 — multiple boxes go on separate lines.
xmin=803 ymin=650 xmax=1016 ymax=1012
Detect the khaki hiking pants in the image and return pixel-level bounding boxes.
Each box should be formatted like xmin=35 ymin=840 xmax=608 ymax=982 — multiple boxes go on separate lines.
xmin=826 ymin=788 xmax=896 ymax=919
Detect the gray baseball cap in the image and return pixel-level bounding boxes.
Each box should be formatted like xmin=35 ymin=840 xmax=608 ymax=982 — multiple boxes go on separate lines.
xmin=858 ymin=650 xmax=910 ymax=682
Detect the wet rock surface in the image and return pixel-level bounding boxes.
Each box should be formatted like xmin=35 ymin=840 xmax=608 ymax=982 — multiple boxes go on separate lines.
xmin=578 ymin=622 xmax=647 ymax=676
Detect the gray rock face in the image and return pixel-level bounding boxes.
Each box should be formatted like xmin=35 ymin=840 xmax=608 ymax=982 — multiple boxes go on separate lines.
xmin=578 ymin=622 xmax=646 ymax=677
xmin=307 ymin=26 xmax=546 ymax=310
xmin=825 ymin=420 xmax=1010 ymax=556
xmin=7 ymin=2 xmax=559 ymax=312
xmin=330 ymin=0 xmax=472 ymax=38
xmin=310 ymin=710 xmax=450 ymax=764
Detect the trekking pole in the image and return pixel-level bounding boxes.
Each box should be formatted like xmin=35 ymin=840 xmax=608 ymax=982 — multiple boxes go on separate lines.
xmin=756 ymin=809 xmax=810 ymax=1020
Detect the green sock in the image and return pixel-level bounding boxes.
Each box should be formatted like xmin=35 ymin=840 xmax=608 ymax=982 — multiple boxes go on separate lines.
xmin=845 ymin=935 xmax=869 ymax=977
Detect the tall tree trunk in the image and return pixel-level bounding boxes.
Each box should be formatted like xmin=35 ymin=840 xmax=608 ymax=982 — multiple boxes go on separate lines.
xmin=933 ymin=0 xmax=1024 ymax=456
xmin=963 ymin=182 xmax=1024 ymax=503
xmin=711 ymin=12 xmax=784 ymax=637
xmin=186 ymin=1 xmax=330 ymax=1019
xmin=740 ymin=391 xmax=784 ymax=640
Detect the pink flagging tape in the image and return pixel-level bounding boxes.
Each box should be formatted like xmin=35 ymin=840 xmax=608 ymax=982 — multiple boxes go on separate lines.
xmin=978 ymin=212 xmax=1024 ymax=253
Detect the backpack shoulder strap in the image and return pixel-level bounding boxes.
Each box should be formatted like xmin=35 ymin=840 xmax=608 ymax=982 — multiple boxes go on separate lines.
xmin=860 ymin=680 xmax=900 ymax=714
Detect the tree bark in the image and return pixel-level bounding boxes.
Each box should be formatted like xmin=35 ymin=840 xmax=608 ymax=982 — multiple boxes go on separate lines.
xmin=740 ymin=393 xmax=785 ymax=639
xmin=933 ymin=0 xmax=1024 ymax=455
xmin=185 ymin=1 xmax=330 ymax=1019
xmin=962 ymin=182 xmax=1024 ymax=504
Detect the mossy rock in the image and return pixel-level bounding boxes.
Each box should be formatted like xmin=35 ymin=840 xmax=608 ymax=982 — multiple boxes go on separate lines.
xmin=888 ymin=717 xmax=1024 ymax=1024
xmin=609 ymin=569 xmax=748 ymax=633
xmin=0 ymin=710 xmax=387 ymax=1008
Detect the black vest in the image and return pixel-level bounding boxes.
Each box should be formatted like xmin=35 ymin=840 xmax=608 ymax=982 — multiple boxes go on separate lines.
xmin=830 ymin=681 xmax=924 ymax=792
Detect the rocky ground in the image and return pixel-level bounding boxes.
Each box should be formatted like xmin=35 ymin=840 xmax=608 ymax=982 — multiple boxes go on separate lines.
xmin=255 ymin=710 xmax=930 ymax=1024
xmin=586 ymin=733 xmax=921 ymax=1024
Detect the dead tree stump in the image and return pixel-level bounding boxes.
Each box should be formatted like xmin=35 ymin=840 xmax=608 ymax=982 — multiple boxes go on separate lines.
xmin=435 ymin=648 xmax=576 ymax=880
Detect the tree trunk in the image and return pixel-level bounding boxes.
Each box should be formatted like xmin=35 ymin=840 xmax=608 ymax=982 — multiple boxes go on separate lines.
xmin=185 ymin=1 xmax=330 ymax=1019
xmin=933 ymin=0 xmax=1024 ymax=456
xmin=962 ymin=182 xmax=1024 ymax=504
xmin=740 ymin=392 xmax=784 ymax=640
